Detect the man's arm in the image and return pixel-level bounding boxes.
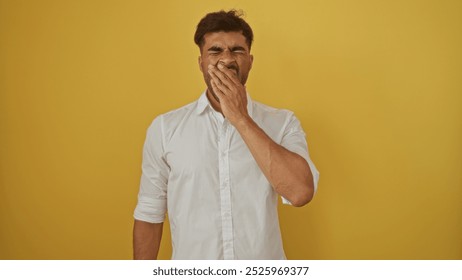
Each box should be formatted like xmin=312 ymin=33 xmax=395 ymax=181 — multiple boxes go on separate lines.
xmin=233 ymin=118 xmax=314 ymax=206
xmin=208 ymin=64 xmax=315 ymax=207
xmin=133 ymin=220 xmax=163 ymax=260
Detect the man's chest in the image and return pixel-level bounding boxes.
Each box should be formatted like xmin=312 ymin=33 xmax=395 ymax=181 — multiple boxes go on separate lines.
xmin=164 ymin=120 xmax=256 ymax=177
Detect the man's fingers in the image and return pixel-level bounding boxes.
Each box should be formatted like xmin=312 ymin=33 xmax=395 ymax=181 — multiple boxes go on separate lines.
xmin=210 ymin=79 xmax=225 ymax=99
xmin=217 ymin=63 xmax=240 ymax=83
xmin=209 ymin=71 xmax=234 ymax=96
xmin=208 ymin=65 xmax=235 ymax=89
xmin=208 ymin=69 xmax=224 ymax=90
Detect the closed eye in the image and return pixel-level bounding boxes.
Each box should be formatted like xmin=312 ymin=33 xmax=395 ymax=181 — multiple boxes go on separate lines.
xmin=231 ymin=47 xmax=246 ymax=53
xmin=208 ymin=46 xmax=223 ymax=54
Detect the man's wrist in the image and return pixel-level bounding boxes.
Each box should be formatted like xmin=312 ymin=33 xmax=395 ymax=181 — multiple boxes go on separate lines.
xmin=233 ymin=114 xmax=254 ymax=132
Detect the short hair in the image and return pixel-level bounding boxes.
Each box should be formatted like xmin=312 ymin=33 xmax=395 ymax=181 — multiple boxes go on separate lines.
xmin=194 ymin=10 xmax=254 ymax=51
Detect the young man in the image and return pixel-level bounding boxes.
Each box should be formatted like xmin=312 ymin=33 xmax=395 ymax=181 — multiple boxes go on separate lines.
xmin=133 ymin=10 xmax=319 ymax=260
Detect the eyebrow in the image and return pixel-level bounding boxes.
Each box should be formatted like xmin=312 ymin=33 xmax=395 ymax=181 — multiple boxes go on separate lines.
xmin=207 ymin=45 xmax=247 ymax=52
xmin=207 ymin=46 xmax=223 ymax=52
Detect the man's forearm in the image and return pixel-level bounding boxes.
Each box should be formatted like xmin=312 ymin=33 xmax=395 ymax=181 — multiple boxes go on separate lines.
xmin=234 ymin=117 xmax=314 ymax=207
xmin=133 ymin=220 xmax=163 ymax=260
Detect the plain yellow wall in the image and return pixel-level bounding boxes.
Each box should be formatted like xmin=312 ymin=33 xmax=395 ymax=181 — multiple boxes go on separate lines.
xmin=1 ymin=0 xmax=461 ymax=259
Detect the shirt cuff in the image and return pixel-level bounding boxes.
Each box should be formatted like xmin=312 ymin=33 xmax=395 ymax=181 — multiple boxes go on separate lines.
xmin=133 ymin=197 xmax=167 ymax=223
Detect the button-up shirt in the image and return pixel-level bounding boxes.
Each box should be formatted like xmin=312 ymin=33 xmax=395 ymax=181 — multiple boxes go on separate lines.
xmin=134 ymin=92 xmax=319 ymax=259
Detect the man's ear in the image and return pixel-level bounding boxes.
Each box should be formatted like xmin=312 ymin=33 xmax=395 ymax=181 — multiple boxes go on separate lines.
xmin=249 ymin=54 xmax=254 ymax=70
xmin=198 ymin=56 xmax=203 ymax=73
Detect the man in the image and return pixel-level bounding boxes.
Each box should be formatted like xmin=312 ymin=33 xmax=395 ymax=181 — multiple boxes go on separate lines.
xmin=133 ymin=10 xmax=319 ymax=260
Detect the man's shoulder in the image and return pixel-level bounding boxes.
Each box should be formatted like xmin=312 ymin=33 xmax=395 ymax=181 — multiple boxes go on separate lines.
xmin=145 ymin=99 xmax=198 ymax=137
xmin=153 ymin=99 xmax=198 ymax=124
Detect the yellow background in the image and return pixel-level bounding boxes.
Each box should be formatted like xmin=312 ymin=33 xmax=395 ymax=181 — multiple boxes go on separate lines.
xmin=1 ymin=0 xmax=461 ymax=259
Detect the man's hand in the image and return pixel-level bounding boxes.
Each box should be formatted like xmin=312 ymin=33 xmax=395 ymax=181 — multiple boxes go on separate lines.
xmin=208 ymin=63 xmax=250 ymax=126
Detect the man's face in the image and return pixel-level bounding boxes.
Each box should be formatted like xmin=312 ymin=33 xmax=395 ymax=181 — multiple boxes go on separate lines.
xmin=198 ymin=31 xmax=253 ymax=96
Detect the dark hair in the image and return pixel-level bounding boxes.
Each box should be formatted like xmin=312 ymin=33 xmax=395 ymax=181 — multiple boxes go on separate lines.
xmin=194 ymin=10 xmax=254 ymax=51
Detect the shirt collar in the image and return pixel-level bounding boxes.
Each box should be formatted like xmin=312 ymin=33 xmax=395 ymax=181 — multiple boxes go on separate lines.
xmin=196 ymin=90 xmax=254 ymax=118
xmin=196 ymin=91 xmax=210 ymax=115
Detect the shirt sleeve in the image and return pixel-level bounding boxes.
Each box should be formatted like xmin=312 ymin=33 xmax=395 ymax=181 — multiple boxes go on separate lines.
xmin=133 ymin=116 xmax=169 ymax=223
xmin=279 ymin=113 xmax=320 ymax=205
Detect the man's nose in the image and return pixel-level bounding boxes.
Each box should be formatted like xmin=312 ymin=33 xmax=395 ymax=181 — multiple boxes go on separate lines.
xmin=218 ymin=50 xmax=235 ymax=64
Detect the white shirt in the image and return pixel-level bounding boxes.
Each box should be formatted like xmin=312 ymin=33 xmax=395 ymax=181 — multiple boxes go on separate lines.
xmin=134 ymin=92 xmax=319 ymax=260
